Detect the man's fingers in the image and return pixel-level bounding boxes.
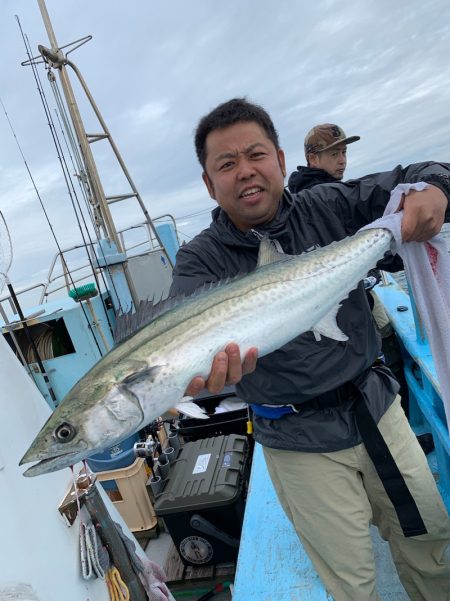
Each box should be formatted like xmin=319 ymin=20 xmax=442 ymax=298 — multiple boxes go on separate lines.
xmin=206 ymin=351 xmax=229 ymax=393
xmin=401 ymin=186 xmax=447 ymax=242
xmin=402 ymin=213 xmax=442 ymax=242
xmin=242 ymin=347 xmax=258 ymax=375
xmin=185 ymin=344 xmax=259 ymax=398
xmin=208 ymin=344 xmax=258 ymax=390
xmin=184 ymin=376 xmax=206 ymax=397
xmin=224 ymin=343 xmax=243 ymax=385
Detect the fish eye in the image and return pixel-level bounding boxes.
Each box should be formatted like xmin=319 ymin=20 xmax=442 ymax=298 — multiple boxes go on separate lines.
xmin=54 ymin=422 xmax=76 ymax=443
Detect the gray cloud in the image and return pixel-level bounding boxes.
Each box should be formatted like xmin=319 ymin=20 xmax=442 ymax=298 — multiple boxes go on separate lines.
xmin=0 ymin=0 xmax=449 ymax=299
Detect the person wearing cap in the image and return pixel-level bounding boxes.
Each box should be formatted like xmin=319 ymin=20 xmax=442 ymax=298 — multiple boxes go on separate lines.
xmin=288 ymin=123 xmax=360 ymax=193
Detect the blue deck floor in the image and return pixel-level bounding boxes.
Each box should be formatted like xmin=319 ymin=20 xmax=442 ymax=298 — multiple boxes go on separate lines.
xmin=232 ymin=444 xmax=409 ymax=601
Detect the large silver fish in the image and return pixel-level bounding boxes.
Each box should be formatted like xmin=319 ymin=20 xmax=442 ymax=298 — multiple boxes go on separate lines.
xmin=20 ymin=228 xmax=392 ymax=476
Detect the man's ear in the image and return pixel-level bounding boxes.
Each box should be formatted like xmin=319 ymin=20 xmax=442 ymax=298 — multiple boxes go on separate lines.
xmin=278 ymin=148 xmax=287 ymax=178
xmin=308 ymin=153 xmax=320 ymax=168
xmin=202 ymin=171 xmax=216 ymax=200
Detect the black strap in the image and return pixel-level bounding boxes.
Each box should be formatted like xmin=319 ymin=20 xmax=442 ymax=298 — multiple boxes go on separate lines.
xmin=292 ymin=380 xmax=356 ymax=412
xmin=354 ymin=394 xmax=427 ymax=537
xmin=294 ymin=371 xmax=427 ymax=537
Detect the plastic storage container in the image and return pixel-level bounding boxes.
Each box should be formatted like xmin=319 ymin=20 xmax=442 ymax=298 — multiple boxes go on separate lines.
xmin=154 ymin=434 xmax=249 ymax=566
xmin=87 ymin=432 xmax=140 ymax=472
xmin=95 ymin=457 xmax=157 ymax=534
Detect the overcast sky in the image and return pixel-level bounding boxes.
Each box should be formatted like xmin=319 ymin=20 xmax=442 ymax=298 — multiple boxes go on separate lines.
xmin=1 ymin=0 xmax=450 ymax=297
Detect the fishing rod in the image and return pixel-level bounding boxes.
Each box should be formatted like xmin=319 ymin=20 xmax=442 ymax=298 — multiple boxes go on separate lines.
xmin=51 ymin=99 xmax=121 ymax=330
xmin=10 ymin=19 xmax=107 ymax=357
xmin=17 ymin=13 xmax=141 ymax=321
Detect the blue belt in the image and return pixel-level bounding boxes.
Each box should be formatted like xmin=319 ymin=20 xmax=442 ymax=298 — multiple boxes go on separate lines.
xmin=251 ymin=359 xmax=386 ymax=421
xmin=250 ymin=380 xmax=355 ymax=419
xmin=250 ymin=404 xmax=299 ymax=419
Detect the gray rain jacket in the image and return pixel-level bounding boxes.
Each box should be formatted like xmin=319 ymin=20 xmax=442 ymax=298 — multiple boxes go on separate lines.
xmin=170 ymin=162 xmax=450 ymax=452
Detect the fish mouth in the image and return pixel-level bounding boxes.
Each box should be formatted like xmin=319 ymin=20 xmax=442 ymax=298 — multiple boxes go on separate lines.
xmin=21 ymin=451 xmax=86 ymax=477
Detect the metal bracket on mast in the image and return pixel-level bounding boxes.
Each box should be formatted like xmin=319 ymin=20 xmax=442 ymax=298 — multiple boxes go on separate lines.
xmin=21 ymin=36 xmax=92 ymax=68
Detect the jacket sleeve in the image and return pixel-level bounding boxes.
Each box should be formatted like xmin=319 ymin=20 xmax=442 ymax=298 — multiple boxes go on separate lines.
xmin=303 ymin=161 xmax=450 ymax=237
xmin=298 ymin=161 xmax=450 ymax=273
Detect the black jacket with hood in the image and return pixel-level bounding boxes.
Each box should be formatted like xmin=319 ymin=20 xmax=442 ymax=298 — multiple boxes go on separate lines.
xmin=288 ymin=165 xmax=338 ymax=192
xmin=170 ymin=162 xmax=450 ymax=452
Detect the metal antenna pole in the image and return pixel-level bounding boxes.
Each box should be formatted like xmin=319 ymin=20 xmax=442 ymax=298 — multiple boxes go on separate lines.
xmin=35 ymin=0 xmax=143 ymax=308
xmin=36 ymin=0 xmax=120 ymax=250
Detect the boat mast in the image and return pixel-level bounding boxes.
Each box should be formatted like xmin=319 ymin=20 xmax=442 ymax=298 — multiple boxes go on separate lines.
xmin=37 ymin=0 xmax=121 ymax=251
xmin=33 ymin=0 xmax=176 ymax=311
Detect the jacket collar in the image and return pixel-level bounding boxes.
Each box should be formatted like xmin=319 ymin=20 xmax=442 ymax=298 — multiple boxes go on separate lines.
xmin=209 ymin=190 xmax=294 ymax=247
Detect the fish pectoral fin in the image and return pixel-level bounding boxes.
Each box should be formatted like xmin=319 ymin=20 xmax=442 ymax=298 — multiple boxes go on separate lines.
xmin=312 ymin=306 xmax=348 ymax=342
xmin=122 ymin=365 xmax=164 ymax=386
xmin=175 ymin=398 xmax=209 ymax=420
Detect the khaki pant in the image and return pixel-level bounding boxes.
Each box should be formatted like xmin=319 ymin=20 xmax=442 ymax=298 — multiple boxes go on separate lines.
xmin=263 ymin=397 xmax=450 ymax=600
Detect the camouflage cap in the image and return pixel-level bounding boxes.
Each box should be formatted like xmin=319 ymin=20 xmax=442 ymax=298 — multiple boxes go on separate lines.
xmin=304 ymin=124 xmax=360 ymax=157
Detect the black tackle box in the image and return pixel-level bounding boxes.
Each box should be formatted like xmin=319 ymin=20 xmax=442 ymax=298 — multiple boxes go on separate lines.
xmin=154 ymin=434 xmax=249 ymax=566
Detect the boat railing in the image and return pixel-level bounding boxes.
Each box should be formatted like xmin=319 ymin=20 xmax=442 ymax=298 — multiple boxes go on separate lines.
xmin=152 ymin=214 xmax=181 ymax=244
xmin=117 ymin=214 xmax=179 ymax=258
xmin=0 ymin=216 xmax=177 ymax=321
xmin=0 ymin=244 xmax=105 ymax=322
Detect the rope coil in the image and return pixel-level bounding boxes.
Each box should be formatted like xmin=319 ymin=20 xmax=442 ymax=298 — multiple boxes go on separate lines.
xmin=105 ymin=567 xmax=130 ymax=601
xmin=80 ymin=521 xmax=106 ymax=580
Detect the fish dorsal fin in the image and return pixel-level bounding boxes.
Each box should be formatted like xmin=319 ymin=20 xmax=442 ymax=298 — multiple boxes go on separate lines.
xmin=256 ymin=236 xmax=291 ymax=268
xmin=114 ymin=297 xmax=182 ymax=344
xmin=114 ymin=276 xmax=245 ymax=344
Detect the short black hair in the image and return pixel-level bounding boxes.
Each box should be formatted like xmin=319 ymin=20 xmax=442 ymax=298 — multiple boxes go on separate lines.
xmin=194 ymin=97 xmax=280 ymax=169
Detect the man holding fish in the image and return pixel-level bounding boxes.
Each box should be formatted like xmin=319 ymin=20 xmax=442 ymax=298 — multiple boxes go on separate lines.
xmin=20 ymin=96 xmax=450 ymax=599
xmin=174 ymin=98 xmax=450 ymax=600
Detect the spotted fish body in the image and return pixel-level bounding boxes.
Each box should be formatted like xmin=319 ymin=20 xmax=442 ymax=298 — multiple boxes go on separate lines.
xmin=20 ymin=228 xmax=392 ymax=476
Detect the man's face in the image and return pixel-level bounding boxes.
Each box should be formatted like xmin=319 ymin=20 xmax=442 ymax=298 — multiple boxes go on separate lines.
xmin=202 ymin=121 xmax=286 ymax=231
xmin=308 ymin=143 xmax=347 ymax=180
